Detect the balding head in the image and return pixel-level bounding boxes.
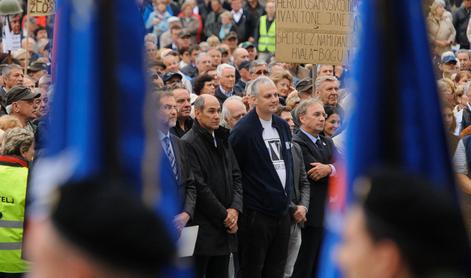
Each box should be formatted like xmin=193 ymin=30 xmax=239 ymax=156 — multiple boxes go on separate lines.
xmin=194 ymin=94 xmax=221 ymax=132
xmin=221 ymin=96 xmax=247 ymax=129
xmin=233 ymin=48 xmax=249 ymax=68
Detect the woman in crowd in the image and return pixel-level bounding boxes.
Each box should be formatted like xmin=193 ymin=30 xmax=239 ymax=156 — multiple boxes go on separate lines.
xmin=218 ymin=11 xmax=237 ymax=41
xmin=270 ymin=70 xmax=294 ymax=105
xmin=427 ymin=0 xmax=455 ymax=57
xmin=145 ymin=0 xmax=171 ymax=43
xmin=455 ymin=71 xmax=471 ymax=86
xmin=193 ymin=74 xmax=216 ymax=96
xmin=178 ymin=0 xmax=202 ymax=43
xmin=322 ymin=105 xmax=343 ymax=138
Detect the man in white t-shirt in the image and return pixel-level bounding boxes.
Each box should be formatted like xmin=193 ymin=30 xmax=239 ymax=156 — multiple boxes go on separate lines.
xmin=230 ymin=76 xmax=294 ymax=278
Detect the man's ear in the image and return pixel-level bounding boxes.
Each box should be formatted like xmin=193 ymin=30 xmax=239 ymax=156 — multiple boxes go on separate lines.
xmin=374 ymin=240 xmax=406 ymax=278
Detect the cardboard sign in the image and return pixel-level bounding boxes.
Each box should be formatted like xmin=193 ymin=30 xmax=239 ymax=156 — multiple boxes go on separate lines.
xmin=275 ymin=0 xmax=356 ymax=65
xmin=2 ymin=17 xmax=21 ymax=53
xmin=28 ymin=0 xmax=56 ymax=16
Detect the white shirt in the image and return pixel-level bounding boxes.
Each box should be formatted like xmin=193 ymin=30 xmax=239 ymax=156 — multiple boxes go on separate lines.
xmin=232 ymin=9 xmax=243 ymax=23
xmin=260 ymin=118 xmax=286 ymax=189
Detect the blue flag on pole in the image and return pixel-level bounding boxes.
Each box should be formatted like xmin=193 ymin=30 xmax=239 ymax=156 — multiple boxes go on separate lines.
xmin=318 ymin=1 xmax=460 ymax=277
xmin=33 ymin=0 xmax=188 ymax=276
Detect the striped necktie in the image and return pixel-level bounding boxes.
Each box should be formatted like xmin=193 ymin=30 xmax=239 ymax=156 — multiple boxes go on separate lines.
xmin=163 ymin=136 xmax=178 ymax=181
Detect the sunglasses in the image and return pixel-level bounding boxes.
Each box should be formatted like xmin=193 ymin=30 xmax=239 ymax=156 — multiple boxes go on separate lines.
xmin=255 ymin=70 xmax=269 ymax=75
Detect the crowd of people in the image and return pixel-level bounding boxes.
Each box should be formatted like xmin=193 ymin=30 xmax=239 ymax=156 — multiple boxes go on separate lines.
xmin=0 ymin=0 xmax=470 ymax=277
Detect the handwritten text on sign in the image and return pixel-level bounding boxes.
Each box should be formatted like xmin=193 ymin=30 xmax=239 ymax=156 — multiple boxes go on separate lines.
xmin=275 ymin=0 xmax=354 ymax=65
xmin=28 ymin=0 xmax=56 ymax=16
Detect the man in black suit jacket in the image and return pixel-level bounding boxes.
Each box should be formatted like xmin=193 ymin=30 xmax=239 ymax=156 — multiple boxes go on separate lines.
xmin=157 ymin=89 xmax=196 ymax=232
xmin=291 ymin=99 xmax=338 ymax=278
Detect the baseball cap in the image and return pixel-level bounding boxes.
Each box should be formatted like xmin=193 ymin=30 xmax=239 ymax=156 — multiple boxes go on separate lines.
xmin=295 ymin=78 xmax=313 ymax=93
xmin=162 ymin=72 xmax=183 ymax=83
xmin=28 ymin=61 xmax=48 ymax=72
xmin=224 ymin=31 xmax=238 ymax=41
xmin=5 ymin=86 xmax=40 ymax=105
xmin=239 ymin=41 xmax=254 ymax=49
xmin=239 ymin=60 xmax=251 ymax=70
xmin=441 ymin=51 xmax=458 ymax=64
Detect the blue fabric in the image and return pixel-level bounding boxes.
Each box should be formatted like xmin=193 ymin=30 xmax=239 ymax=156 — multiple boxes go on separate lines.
xmin=318 ymin=1 xmax=456 ymax=277
xmin=46 ymin=0 xmax=188 ymax=276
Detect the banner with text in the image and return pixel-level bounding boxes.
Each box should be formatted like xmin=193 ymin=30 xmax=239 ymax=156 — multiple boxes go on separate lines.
xmin=275 ymin=0 xmax=355 ymax=65
xmin=28 ymin=0 xmax=56 ymax=16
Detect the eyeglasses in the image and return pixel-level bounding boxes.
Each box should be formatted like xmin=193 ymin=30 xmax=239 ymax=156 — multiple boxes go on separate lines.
xmin=255 ymin=70 xmax=269 ymax=75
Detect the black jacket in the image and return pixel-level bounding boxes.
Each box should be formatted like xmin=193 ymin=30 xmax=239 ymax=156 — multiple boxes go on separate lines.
xmin=290 ymin=142 xmax=310 ymax=218
xmin=170 ymin=117 xmax=193 ymax=138
xmin=462 ymin=106 xmax=471 ymax=131
xmin=232 ymin=9 xmax=256 ymax=42
xmin=453 ymin=7 xmax=471 ymax=49
xmin=169 ymin=133 xmax=197 ymax=218
xmin=181 ymin=121 xmax=243 ymax=256
xmin=293 ymin=131 xmax=337 ymax=227
xmin=215 ymin=86 xmax=244 ymax=105
xmin=229 ymin=109 xmax=294 ymax=217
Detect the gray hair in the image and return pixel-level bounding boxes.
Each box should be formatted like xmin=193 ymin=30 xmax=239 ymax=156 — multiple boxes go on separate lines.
xmin=216 ymin=63 xmax=235 ymax=77
xmin=250 ymin=76 xmax=276 ymax=97
xmin=315 ymin=75 xmax=339 ymax=90
xmin=1 ymin=127 xmax=34 ymax=157
xmin=249 ymin=60 xmax=267 ymax=73
xmin=221 ymin=96 xmax=244 ymax=126
xmin=316 ymin=64 xmax=334 ymax=74
xmin=295 ymin=98 xmax=323 ymax=119
xmin=456 ymin=49 xmax=471 ymax=60
xmin=193 ymin=95 xmax=206 ymax=111
xmin=5 ymin=105 xmax=12 ymax=114
xmin=195 ymin=52 xmax=210 ymax=65
xmin=2 ymin=64 xmax=22 ymax=77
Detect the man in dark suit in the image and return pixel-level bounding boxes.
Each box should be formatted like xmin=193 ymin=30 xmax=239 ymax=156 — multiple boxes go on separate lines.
xmin=230 ymin=0 xmax=256 ymax=42
xmin=157 ymin=89 xmax=196 ymax=232
xmin=215 ymin=64 xmax=243 ymax=105
xmin=291 ymin=99 xmax=338 ymax=278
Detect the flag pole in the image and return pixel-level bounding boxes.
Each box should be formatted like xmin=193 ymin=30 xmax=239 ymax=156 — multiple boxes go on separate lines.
xmin=24 ymin=13 xmax=29 ymax=75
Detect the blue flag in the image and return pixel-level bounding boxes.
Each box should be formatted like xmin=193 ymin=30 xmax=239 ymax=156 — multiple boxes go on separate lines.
xmin=319 ymin=1 xmax=457 ymax=277
xmin=33 ymin=0 xmax=188 ymax=276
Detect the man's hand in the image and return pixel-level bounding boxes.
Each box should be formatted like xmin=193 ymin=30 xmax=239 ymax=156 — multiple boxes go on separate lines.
xmin=293 ymin=206 xmax=307 ymax=224
xmin=227 ymin=224 xmax=238 ymax=234
xmin=174 ymin=212 xmax=190 ymax=233
xmin=307 ymin=162 xmax=332 ymax=181
xmin=224 ymin=208 xmax=239 ymax=230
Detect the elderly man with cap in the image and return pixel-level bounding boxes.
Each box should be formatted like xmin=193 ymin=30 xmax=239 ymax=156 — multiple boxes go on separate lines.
xmin=6 ymin=86 xmax=40 ymax=134
xmin=27 ymin=62 xmax=48 ymax=83
xmin=234 ymin=60 xmax=252 ymax=93
xmin=223 ymin=31 xmax=239 ymax=55
xmin=26 ymin=178 xmax=175 ymax=278
xmin=336 ymin=169 xmax=471 ymax=278
xmin=439 ymin=51 xmax=459 ymax=79
xmin=239 ymin=41 xmax=258 ymax=61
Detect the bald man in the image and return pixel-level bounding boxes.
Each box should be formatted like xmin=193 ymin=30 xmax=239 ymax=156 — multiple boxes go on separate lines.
xmin=181 ymin=94 xmax=243 ymax=278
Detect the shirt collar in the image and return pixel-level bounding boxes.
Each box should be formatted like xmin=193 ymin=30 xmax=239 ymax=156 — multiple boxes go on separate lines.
xmin=300 ymin=127 xmax=320 ymax=144
xmin=159 ymin=130 xmax=170 ymax=140
xmin=219 ymin=85 xmax=233 ymax=97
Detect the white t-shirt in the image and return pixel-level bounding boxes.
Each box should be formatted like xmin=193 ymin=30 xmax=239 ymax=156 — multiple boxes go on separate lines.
xmin=260 ymin=118 xmax=287 ymax=188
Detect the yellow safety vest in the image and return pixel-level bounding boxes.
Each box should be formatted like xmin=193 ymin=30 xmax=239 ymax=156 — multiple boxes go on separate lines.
xmin=258 ymin=15 xmax=276 ymax=53
xmin=0 ymin=158 xmax=29 ymax=273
